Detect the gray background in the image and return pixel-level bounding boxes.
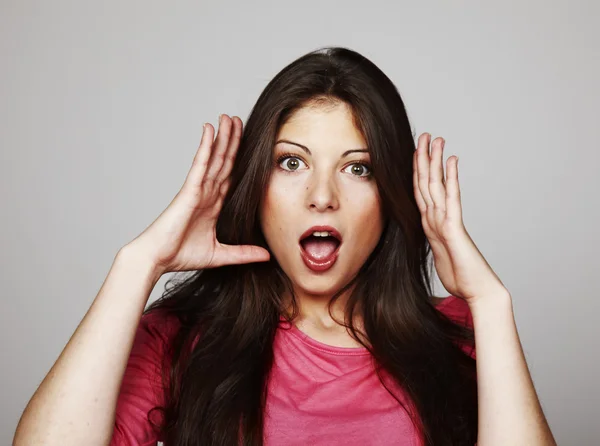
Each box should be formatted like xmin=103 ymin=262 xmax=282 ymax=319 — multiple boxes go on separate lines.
xmin=2 ymin=0 xmax=598 ymax=444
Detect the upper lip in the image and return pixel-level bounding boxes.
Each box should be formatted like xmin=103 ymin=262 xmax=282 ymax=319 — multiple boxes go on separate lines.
xmin=299 ymin=225 xmax=343 ymax=243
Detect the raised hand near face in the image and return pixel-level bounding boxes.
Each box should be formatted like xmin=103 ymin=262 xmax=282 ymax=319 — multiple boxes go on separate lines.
xmin=125 ymin=114 xmax=270 ymax=275
xmin=413 ymin=133 xmax=508 ymax=305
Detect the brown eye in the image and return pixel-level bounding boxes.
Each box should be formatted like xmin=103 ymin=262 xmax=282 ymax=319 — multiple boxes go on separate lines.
xmin=344 ymin=163 xmax=371 ymax=177
xmin=286 ymin=159 xmax=299 ymax=170
xmin=279 ymin=156 xmax=307 ymax=171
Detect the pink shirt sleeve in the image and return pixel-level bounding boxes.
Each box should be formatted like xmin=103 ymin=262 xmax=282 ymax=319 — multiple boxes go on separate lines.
xmin=110 ymin=310 xmax=178 ymax=446
xmin=438 ymin=295 xmax=476 ymax=360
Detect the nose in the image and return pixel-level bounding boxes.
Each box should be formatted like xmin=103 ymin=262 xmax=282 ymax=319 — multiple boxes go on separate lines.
xmin=305 ymin=170 xmax=340 ymax=212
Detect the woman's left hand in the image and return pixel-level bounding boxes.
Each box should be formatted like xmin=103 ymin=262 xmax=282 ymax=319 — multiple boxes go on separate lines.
xmin=413 ymin=133 xmax=508 ymax=306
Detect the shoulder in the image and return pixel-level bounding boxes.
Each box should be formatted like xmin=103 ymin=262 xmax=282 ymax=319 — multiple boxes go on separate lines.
xmin=434 ymin=295 xmax=476 ymax=359
xmin=117 ymin=308 xmax=182 ymax=406
xmin=113 ymin=309 xmax=181 ymax=444
xmin=140 ymin=307 xmax=182 ymax=340
xmin=130 ymin=308 xmax=183 ymax=367
xmin=433 ymin=294 xmax=473 ymax=327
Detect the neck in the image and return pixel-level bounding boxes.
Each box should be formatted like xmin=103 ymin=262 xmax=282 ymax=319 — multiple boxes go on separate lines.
xmin=282 ymin=287 xmax=362 ymax=331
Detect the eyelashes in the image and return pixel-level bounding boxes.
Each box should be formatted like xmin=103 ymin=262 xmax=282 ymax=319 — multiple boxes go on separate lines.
xmin=274 ymin=153 xmax=372 ymax=178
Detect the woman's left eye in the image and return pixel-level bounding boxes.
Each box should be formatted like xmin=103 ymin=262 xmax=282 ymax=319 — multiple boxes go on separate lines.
xmin=343 ymin=163 xmax=371 ymax=177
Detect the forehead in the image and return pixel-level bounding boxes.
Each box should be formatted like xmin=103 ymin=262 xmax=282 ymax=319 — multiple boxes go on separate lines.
xmin=275 ymin=102 xmax=367 ymax=150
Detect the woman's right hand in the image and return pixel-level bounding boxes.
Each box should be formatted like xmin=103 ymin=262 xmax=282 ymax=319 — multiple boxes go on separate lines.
xmin=124 ymin=114 xmax=270 ymax=275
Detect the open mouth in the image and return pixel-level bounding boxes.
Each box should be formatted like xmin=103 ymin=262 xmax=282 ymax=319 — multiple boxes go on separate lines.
xmin=298 ymin=227 xmax=342 ymax=272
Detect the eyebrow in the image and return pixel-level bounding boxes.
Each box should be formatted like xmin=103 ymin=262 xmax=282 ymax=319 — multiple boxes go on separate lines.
xmin=275 ymin=139 xmax=369 ymax=158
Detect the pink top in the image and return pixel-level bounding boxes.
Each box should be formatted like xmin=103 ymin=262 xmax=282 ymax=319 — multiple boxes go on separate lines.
xmin=111 ymin=295 xmax=475 ymax=445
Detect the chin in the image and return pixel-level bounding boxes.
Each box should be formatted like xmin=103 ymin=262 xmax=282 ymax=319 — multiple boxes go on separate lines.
xmin=291 ymin=270 xmax=353 ymax=299
xmin=297 ymin=282 xmax=341 ymax=298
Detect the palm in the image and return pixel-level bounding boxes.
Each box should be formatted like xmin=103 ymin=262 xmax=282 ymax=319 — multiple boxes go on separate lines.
xmin=413 ymin=133 xmax=507 ymax=303
xmin=130 ymin=115 xmax=270 ymax=274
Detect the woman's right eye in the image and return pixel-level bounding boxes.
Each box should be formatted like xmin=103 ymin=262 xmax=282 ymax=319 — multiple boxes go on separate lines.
xmin=278 ymin=156 xmax=307 ymax=172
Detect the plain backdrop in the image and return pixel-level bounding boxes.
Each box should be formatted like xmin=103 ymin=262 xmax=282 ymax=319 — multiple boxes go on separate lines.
xmin=2 ymin=1 xmax=599 ymax=444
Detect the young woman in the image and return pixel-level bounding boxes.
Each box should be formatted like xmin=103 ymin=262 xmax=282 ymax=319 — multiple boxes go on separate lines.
xmin=14 ymin=47 xmax=556 ymax=446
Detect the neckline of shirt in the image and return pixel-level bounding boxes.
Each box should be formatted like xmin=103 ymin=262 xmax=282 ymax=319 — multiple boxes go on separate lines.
xmin=278 ymin=295 xmax=456 ymax=356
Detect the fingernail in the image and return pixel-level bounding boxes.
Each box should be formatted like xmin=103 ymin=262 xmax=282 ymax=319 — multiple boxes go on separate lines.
xmin=218 ymin=114 xmax=222 ymax=123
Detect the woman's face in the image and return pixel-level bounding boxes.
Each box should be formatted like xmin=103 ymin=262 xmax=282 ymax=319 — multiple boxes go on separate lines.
xmin=259 ymin=102 xmax=384 ymax=299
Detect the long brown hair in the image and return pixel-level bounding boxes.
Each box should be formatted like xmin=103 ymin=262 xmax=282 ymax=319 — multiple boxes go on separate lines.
xmin=145 ymin=46 xmax=477 ymax=445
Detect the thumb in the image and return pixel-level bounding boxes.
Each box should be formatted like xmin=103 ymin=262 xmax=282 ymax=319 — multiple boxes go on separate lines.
xmin=211 ymin=243 xmax=271 ymax=267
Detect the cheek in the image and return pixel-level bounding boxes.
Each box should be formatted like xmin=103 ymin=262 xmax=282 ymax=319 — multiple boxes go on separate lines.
xmin=343 ymin=180 xmax=381 ymax=211
xmin=260 ymin=180 xmax=294 ymax=245
xmin=262 ymin=174 xmax=304 ymax=215
xmin=344 ymin=186 xmax=383 ymax=239
xmin=262 ymin=181 xmax=288 ymax=219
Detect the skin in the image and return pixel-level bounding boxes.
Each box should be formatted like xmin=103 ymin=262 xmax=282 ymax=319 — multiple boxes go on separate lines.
xmin=413 ymin=132 xmax=556 ymax=444
xmin=262 ymin=103 xmax=556 ymax=441
xmin=13 ymin=108 xmax=554 ymax=443
xmin=259 ymin=101 xmax=384 ymax=345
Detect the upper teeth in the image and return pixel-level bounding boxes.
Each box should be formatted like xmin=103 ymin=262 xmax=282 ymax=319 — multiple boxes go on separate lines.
xmin=312 ymin=231 xmax=331 ymax=237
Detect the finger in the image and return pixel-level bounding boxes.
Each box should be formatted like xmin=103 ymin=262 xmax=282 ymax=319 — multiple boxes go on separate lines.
xmin=211 ymin=244 xmax=271 ymax=267
xmin=219 ymin=177 xmax=231 ymax=198
xmin=429 ymin=137 xmax=447 ymax=214
xmin=184 ymin=123 xmax=214 ymax=190
xmin=416 ymin=133 xmax=434 ymax=208
xmin=413 ymin=150 xmax=427 ymax=213
xmin=445 ymin=155 xmax=463 ymax=223
xmin=209 ymin=179 xmax=230 ymax=216
xmin=413 ymin=145 xmax=435 ymax=237
xmin=205 ymin=114 xmax=233 ymax=183
xmin=216 ymin=116 xmax=243 ymax=185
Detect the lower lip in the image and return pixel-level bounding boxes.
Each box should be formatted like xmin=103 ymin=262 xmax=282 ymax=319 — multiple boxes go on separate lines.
xmin=299 ymin=243 xmax=341 ymax=272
